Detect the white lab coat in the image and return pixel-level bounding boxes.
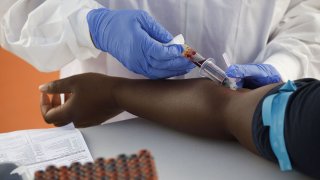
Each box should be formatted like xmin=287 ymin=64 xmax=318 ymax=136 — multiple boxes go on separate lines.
xmin=1 ymin=0 xmax=320 ymax=121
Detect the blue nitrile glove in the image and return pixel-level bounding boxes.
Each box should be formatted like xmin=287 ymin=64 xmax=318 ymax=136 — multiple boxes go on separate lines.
xmin=87 ymin=8 xmax=195 ymax=79
xmin=225 ymin=64 xmax=282 ymax=89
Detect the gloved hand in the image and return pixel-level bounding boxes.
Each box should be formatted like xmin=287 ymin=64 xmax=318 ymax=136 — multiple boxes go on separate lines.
xmin=225 ymin=64 xmax=282 ymax=89
xmin=87 ymin=8 xmax=194 ymax=79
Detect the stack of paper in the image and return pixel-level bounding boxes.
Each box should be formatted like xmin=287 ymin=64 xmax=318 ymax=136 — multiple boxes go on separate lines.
xmin=0 ymin=124 xmax=92 ymax=178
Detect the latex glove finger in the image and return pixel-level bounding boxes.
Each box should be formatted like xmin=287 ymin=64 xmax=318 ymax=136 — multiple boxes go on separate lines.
xmin=226 ymin=64 xmax=281 ymax=89
xmin=234 ymin=79 xmax=244 ymax=88
xmin=226 ymin=64 xmax=277 ymax=78
xmin=148 ymin=57 xmax=195 ymax=71
xmin=145 ymin=38 xmax=183 ymax=60
xmin=232 ymin=78 xmax=279 ymax=89
xmin=138 ymin=10 xmax=173 ymax=43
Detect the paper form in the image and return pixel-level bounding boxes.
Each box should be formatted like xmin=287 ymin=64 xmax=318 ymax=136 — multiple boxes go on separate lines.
xmin=0 ymin=124 xmax=93 ymax=176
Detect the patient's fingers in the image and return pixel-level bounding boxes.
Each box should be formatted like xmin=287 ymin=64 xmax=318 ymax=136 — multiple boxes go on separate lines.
xmin=40 ymin=93 xmax=52 ymax=119
xmin=42 ymin=95 xmax=74 ymax=125
xmin=52 ymin=94 xmax=61 ymax=108
xmin=54 ymin=122 xmax=71 ymax=127
xmin=39 ymin=78 xmax=73 ymax=94
xmin=44 ymin=106 xmax=71 ymax=125
xmin=64 ymin=93 xmax=72 ymax=102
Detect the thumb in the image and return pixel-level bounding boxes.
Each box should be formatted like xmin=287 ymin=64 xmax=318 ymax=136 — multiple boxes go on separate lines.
xmin=39 ymin=78 xmax=73 ymax=94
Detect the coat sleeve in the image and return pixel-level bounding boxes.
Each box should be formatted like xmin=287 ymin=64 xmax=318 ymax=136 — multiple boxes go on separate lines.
xmin=0 ymin=0 xmax=102 ymax=72
xmin=254 ymin=0 xmax=320 ymax=81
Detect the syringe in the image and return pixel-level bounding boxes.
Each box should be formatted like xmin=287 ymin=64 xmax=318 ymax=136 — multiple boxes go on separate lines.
xmin=181 ymin=44 xmax=238 ymax=90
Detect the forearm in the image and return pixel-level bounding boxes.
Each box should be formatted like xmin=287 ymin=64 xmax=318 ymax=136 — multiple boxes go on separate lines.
xmin=113 ymin=78 xmax=236 ymax=139
xmin=40 ymin=73 xmax=279 ymax=153
xmin=112 ymin=76 xmax=281 ymax=153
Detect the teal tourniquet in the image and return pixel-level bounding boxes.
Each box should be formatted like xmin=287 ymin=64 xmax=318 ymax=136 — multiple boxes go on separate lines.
xmin=262 ymin=80 xmax=297 ymax=171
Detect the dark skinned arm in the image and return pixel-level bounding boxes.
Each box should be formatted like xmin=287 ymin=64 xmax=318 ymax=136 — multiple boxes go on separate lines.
xmin=113 ymin=76 xmax=235 ymax=139
xmin=40 ymin=72 xmax=279 ymax=153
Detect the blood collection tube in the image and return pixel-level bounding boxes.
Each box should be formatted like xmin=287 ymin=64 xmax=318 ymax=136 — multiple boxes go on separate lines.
xmin=128 ymin=154 xmax=142 ymax=179
xmin=164 ymin=34 xmax=238 ymax=89
xmin=34 ymin=170 xmax=45 ymax=180
xmin=34 ymin=149 xmax=158 ymax=180
xmin=181 ymin=44 xmax=206 ymax=67
xmin=181 ymin=44 xmax=238 ymax=90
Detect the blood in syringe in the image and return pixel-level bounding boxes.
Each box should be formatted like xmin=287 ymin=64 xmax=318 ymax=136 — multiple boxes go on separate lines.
xmin=193 ymin=60 xmax=206 ymax=67
xmin=183 ymin=46 xmax=206 ymax=67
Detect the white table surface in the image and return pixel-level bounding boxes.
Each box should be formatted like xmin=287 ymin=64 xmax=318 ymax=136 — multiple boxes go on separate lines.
xmin=80 ymin=118 xmax=312 ymax=180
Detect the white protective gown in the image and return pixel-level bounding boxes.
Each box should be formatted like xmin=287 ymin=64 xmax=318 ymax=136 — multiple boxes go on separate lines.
xmin=1 ymin=0 xmax=320 ymax=122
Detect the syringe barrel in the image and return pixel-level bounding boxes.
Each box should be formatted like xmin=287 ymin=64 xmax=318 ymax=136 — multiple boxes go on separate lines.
xmin=199 ymin=58 xmax=239 ymax=90
xmin=199 ymin=58 xmax=227 ymax=83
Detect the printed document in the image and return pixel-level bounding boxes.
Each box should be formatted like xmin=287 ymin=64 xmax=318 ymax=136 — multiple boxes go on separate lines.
xmin=0 ymin=124 xmax=92 ymax=176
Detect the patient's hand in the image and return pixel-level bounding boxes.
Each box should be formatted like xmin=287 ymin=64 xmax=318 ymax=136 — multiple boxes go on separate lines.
xmin=39 ymin=73 xmax=123 ymax=127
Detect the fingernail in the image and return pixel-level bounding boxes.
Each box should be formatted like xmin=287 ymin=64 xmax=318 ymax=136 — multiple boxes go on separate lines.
xmin=39 ymin=84 xmax=47 ymax=91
